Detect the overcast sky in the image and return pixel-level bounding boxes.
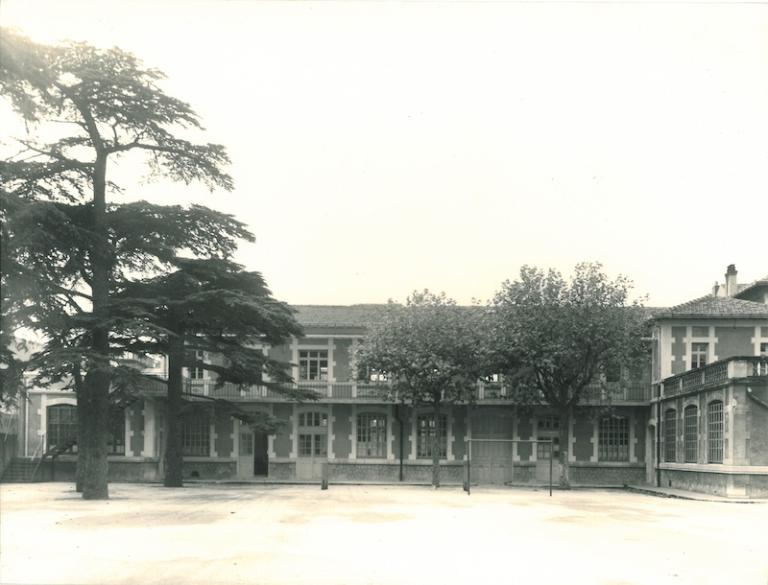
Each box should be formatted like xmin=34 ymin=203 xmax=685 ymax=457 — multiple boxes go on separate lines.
xmin=2 ymin=0 xmax=766 ymax=308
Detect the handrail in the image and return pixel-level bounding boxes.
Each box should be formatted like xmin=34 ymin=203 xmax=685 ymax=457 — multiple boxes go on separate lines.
xmin=660 ymin=355 xmax=768 ymax=398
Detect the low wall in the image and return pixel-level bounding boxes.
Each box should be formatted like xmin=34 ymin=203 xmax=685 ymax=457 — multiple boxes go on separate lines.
xmin=660 ymin=469 xmax=768 ymax=498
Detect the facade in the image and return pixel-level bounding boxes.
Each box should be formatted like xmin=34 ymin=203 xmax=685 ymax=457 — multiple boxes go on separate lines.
xmin=3 ymin=266 xmax=767 ymax=497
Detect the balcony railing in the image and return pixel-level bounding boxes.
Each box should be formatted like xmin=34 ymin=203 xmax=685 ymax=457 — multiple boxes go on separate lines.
xmin=137 ymin=377 xmax=650 ymax=404
xmin=658 ymin=356 xmax=768 ymax=398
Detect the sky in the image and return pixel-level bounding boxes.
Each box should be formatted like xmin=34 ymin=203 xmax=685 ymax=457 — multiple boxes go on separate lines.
xmin=2 ymin=0 xmax=767 ymax=308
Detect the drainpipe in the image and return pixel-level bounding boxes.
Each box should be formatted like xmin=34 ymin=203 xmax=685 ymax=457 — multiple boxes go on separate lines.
xmin=395 ymin=403 xmax=404 ymax=482
xmin=655 ymin=397 xmax=661 ymax=488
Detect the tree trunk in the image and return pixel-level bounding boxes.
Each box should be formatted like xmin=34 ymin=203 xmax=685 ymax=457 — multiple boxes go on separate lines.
xmin=81 ymin=152 xmax=110 ymax=500
xmin=431 ymin=400 xmax=441 ymax=488
xmin=164 ymin=333 xmax=185 ymax=487
xmin=558 ymin=404 xmax=573 ymax=489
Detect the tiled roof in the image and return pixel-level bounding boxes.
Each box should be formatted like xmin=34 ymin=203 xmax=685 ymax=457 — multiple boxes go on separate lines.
xmin=734 ymin=275 xmax=768 ymax=299
xmin=292 ymin=304 xmax=390 ymax=328
xmin=654 ymin=295 xmax=768 ymax=320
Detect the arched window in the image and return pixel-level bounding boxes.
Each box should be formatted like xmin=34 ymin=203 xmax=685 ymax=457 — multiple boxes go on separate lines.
xmin=663 ymin=409 xmax=677 ymax=462
xmin=707 ymin=400 xmax=724 ymax=464
xmin=357 ymin=413 xmax=387 ymax=458
xmin=598 ymin=416 xmax=629 ymax=462
xmin=47 ymin=404 xmax=77 ymax=453
xmin=684 ymin=405 xmax=698 ymax=463
xmin=417 ymin=414 xmax=447 ymax=459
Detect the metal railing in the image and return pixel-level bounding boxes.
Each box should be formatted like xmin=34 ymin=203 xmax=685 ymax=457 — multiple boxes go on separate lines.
xmin=659 ymin=356 xmax=768 ymax=398
xmin=141 ymin=377 xmax=651 ymax=404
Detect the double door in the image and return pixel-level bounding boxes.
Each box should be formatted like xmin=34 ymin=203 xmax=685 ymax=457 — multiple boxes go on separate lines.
xmin=295 ymin=410 xmax=328 ymax=480
xmin=238 ymin=427 xmax=268 ymax=478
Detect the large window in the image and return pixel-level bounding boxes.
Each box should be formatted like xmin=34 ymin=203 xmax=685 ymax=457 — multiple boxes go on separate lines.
xmin=182 ymin=412 xmax=210 ymax=456
xmin=357 ymin=413 xmax=387 ymax=458
xmin=663 ymin=409 xmax=677 ymax=463
xmin=691 ymin=342 xmax=709 ymax=369
xmin=47 ymin=404 xmax=77 ymax=453
xmin=299 ymin=350 xmax=328 ymax=381
xmin=707 ymin=400 xmax=724 ymax=464
xmin=536 ymin=415 xmax=560 ymax=460
xmin=598 ymin=416 xmax=629 ymax=462
xmin=417 ymin=414 xmax=447 ymax=459
xmin=684 ymin=405 xmax=698 ymax=463
xmin=108 ymin=409 xmax=126 ymax=455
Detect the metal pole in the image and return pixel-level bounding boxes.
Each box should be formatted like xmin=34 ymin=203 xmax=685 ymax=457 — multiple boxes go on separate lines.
xmin=549 ymin=440 xmax=553 ymax=497
xmin=467 ymin=439 xmax=471 ymax=496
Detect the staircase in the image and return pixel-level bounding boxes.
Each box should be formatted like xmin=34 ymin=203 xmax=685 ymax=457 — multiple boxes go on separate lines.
xmin=1 ymin=458 xmax=45 ymax=482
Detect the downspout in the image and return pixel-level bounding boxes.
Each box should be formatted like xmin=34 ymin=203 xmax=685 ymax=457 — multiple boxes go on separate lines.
xmin=395 ymin=403 xmax=404 ymax=482
xmin=655 ymin=397 xmax=661 ymax=488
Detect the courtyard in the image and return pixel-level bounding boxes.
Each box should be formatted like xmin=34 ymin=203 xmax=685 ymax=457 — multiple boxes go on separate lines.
xmin=0 ymin=483 xmax=766 ymax=585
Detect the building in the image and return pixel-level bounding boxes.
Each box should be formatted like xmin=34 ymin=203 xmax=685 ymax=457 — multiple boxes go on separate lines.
xmin=648 ymin=265 xmax=768 ymax=497
xmin=3 ymin=266 xmax=767 ymax=497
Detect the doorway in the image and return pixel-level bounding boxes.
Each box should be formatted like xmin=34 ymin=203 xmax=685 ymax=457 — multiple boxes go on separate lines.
xmin=238 ymin=427 xmax=269 ymax=478
xmin=295 ymin=410 xmax=328 ymax=480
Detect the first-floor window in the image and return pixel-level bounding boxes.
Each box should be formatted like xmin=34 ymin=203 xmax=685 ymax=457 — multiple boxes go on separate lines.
xmin=357 ymin=413 xmax=387 ymax=458
xmin=707 ymin=400 xmax=724 ymax=464
xmin=47 ymin=404 xmax=78 ymax=453
xmin=598 ymin=416 xmax=629 ymax=462
xmin=663 ymin=409 xmax=677 ymax=463
xmin=298 ymin=433 xmax=327 ymax=457
xmin=417 ymin=414 xmax=447 ymax=459
xmin=182 ymin=412 xmax=211 ymax=457
xmin=684 ymin=405 xmax=698 ymax=463
xmin=108 ymin=409 xmax=126 ymax=455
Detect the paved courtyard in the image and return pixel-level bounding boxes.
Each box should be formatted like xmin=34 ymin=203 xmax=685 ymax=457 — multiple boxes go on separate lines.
xmin=1 ymin=483 xmax=766 ymax=585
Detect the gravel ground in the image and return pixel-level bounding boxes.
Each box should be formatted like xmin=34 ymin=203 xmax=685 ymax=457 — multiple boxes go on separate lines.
xmin=1 ymin=482 xmax=766 ymax=585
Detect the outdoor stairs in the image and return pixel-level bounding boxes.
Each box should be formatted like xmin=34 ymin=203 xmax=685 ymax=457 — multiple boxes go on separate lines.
xmin=1 ymin=458 xmax=43 ymax=483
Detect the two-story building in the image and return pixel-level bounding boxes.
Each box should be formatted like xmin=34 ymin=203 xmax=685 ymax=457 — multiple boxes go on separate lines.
xmin=4 ymin=265 xmax=767 ymax=497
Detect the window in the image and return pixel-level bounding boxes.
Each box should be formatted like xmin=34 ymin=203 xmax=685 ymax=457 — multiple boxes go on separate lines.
xmin=761 ymin=342 xmax=768 ymax=356
xmin=691 ymin=342 xmax=708 ymax=369
xmin=108 ymin=409 xmax=126 ymax=455
xmin=598 ymin=416 xmax=629 ymax=462
xmin=417 ymin=414 xmax=447 ymax=459
xmin=663 ymin=409 xmax=677 ymax=462
xmin=357 ymin=413 xmax=387 ymax=458
xmin=604 ymin=363 xmax=622 ymax=383
xmin=189 ymin=350 xmax=205 ymax=380
xmin=298 ymin=433 xmax=327 ymax=457
xmin=536 ymin=415 xmax=560 ymax=459
xmin=707 ymin=400 xmax=724 ymax=464
xmin=684 ymin=405 xmax=698 ymax=463
xmin=239 ymin=432 xmax=253 ymax=456
xmin=47 ymin=404 xmax=78 ymax=453
xmin=299 ymin=350 xmax=328 ymax=381
xmin=182 ymin=412 xmax=210 ymax=456
xmin=298 ymin=411 xmax=328 ymax=427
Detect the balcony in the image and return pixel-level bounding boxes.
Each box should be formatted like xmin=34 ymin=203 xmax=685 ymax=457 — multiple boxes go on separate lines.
xmin=137 ymin=377 xmax=650 ymax=404
xmin=657 ymin=356 xmax=768 ymax=399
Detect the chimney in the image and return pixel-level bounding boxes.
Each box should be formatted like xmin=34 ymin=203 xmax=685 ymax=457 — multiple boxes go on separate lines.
xmin=725 ymin=264 xmax=738 ymax=296
xmin=712 ymin=282 xmax=721 ymax=297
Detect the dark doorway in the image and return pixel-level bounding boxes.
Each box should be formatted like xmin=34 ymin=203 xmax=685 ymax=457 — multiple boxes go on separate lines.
xmin=254 ymin=433 xmax=268 ymax=476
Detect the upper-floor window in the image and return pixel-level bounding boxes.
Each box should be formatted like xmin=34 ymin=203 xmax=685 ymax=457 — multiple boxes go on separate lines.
xmin=357 ymin=366 xmax=388 ymax=383
xmin=299 ymin=350 xmax=328 ymax=381
xmin=691 ymin=342 xmax=709 ymax=369
xmin=189 ymin=350 xmax=206 ymax=379
xmin=760 ymin=342 xmax=768 ymax=357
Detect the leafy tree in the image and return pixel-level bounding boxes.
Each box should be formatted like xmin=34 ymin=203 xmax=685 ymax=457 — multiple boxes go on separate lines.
xmin=1 ymin=29 xmax=237 ymax=499
xmin=491 ymin=262 xmax=646 ymax=488
xmin=356 ymin=291 xmax=490 ymax=488
xmin=112 ymin=258 xmax=312 ymax=487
